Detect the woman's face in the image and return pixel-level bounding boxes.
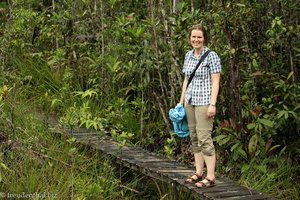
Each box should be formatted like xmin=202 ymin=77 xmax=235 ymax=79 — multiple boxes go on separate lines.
xmin=190 ymin=30 xmax=205 ymax=50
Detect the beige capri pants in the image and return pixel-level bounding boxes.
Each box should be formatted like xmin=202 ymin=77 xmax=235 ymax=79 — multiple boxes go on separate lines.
xmin=185 ymin=103 xmax=215 ymax=156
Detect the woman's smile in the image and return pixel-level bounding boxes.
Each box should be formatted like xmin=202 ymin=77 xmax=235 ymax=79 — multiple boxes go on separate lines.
xmin=190 ymin=30 xmax=205 ymax=54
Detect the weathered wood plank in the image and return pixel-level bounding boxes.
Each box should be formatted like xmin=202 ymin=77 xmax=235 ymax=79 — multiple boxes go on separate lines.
xmin=205 ymin=189 xmax=266 ymax=198
xmin=214 ymin=194 xmax=270 ymax=200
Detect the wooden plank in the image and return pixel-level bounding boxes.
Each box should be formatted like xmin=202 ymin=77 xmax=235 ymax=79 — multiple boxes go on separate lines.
xmin=214 ymin=194 xmax=270 ymax=200
xmin=205 ymin=189 xmax=264 ymax=198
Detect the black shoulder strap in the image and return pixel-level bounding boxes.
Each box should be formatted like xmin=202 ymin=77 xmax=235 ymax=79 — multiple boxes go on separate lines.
xmin=186 ymin=50 xmax=211 ymax=89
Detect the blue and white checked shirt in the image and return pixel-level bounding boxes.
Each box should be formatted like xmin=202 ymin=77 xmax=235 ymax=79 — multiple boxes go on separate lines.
xmin=183 ymin=47 xmax=221 ymax=106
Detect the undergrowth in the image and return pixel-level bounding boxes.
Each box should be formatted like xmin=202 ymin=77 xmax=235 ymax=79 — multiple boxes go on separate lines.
xmin=239 ymin=156 xmax=300 ymax=199
xmin=0 ymin=95 xmax=139 ymax=199
xmin=0 ymin=84 xmax=192 ymax=200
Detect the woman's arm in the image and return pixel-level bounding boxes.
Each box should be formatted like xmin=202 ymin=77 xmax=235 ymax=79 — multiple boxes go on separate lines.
xmin=207 ymin=73 xmax=220 ymax=118
xmin=180 ymin=76 xmax=188 ymax=104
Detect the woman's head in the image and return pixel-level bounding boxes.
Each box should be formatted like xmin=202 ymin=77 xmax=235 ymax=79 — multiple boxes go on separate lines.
xmin=188 ymin=24 xmax=208 ymax=45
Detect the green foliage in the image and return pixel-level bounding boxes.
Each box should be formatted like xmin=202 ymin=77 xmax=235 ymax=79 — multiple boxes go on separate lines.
xmin=240 ymin=156 xmax=300 ymax=199
xmin=0 ymin=100 xmax=127 ymax=199
xmin=215 ymin=73 xmax=300 ymax=161
xmin=59 ymin=88 xmax=106 ymax=132
xmin=214 ymin=125 xmax=248 ymax=175
xmin=2 ymin=0 xmax=300 ymax=198
xmin=164 ymin=135 xmax=176 ymax=158
xmin=111 ymin=129 xmax=134 ymax=147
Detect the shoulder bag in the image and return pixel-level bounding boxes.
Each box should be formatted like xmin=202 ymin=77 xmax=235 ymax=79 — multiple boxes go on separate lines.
xmin=186 ymin=50 xmax=211 ymax=89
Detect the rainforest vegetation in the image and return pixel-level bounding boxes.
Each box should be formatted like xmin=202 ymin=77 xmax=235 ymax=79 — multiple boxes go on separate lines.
xmin=0 ymin=0 xmax=299 ymax=199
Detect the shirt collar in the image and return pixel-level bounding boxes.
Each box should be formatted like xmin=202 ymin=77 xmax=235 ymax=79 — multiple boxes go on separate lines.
xmin=191 ymin=46 xmax=209 ymax=59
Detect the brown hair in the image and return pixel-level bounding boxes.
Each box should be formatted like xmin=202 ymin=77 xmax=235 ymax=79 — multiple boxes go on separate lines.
xmin=188 ymin=24 xmax=208 ymax=45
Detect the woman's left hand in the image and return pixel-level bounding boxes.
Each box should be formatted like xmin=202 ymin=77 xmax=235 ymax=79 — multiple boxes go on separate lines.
xmin=207 ymin=105 xmax=216 ymax=118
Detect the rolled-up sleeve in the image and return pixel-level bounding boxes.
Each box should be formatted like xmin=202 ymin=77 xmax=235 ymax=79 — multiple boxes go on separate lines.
xmin=209 ymin=52 xmax=221 ymax=74
xmin=182 ymin=52 xmax=189 ymax=74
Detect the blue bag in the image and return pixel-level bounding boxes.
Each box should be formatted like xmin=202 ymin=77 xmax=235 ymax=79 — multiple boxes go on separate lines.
xmin=169 ymin=103 xmax=189 ymax=138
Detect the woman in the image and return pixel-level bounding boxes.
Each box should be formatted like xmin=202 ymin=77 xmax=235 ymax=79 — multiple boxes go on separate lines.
xmin=180 ymin=24 xmax=221 ymax=188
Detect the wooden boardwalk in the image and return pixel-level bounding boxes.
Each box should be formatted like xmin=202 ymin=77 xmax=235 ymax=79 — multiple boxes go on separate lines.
xmin=46 ymin=116 xmax=272 ymax=200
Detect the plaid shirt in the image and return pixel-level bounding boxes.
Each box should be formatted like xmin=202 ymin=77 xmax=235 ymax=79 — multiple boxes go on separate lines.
xmin=183 ymin=47 xmax=221 ymax=106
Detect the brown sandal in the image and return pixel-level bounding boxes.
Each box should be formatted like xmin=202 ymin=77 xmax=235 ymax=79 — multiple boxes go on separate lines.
xmin=185 ymin=173 xmax=203 ymax=184
xmin=195 ymin=177 xmax=216 ymax=188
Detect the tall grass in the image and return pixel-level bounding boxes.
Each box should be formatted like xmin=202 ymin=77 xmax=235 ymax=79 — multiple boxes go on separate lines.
xmin=239 ymin=157 xmax=300 ymax=199
xmin=0 ymin=83 xmax=184 ymax=200
xmin=0 ymin=89 xmax=142 ymax=199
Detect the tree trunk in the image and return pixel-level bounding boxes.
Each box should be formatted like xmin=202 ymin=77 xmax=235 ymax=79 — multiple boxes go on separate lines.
xmin=158 ymin=0 xmax=182 ymax=106
xmin=191 ymin=0 xmax=194 ymax=14
xmin=93 ymin=0 xmax=97 ymax=13
xmin=221 ymin=0 xmax=242 ymax=125
xmin=288 ymin=39 xmax=297 ymax=83
xmin=52 ymin=0 xmax=55 ymax=10
xmin=7 ymin=0 xmax=12 ymax=19
xmin=173 ymin=0 xmax=177 ymax=13
xmin=150 ymin=0 xmax=171 ymax=133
